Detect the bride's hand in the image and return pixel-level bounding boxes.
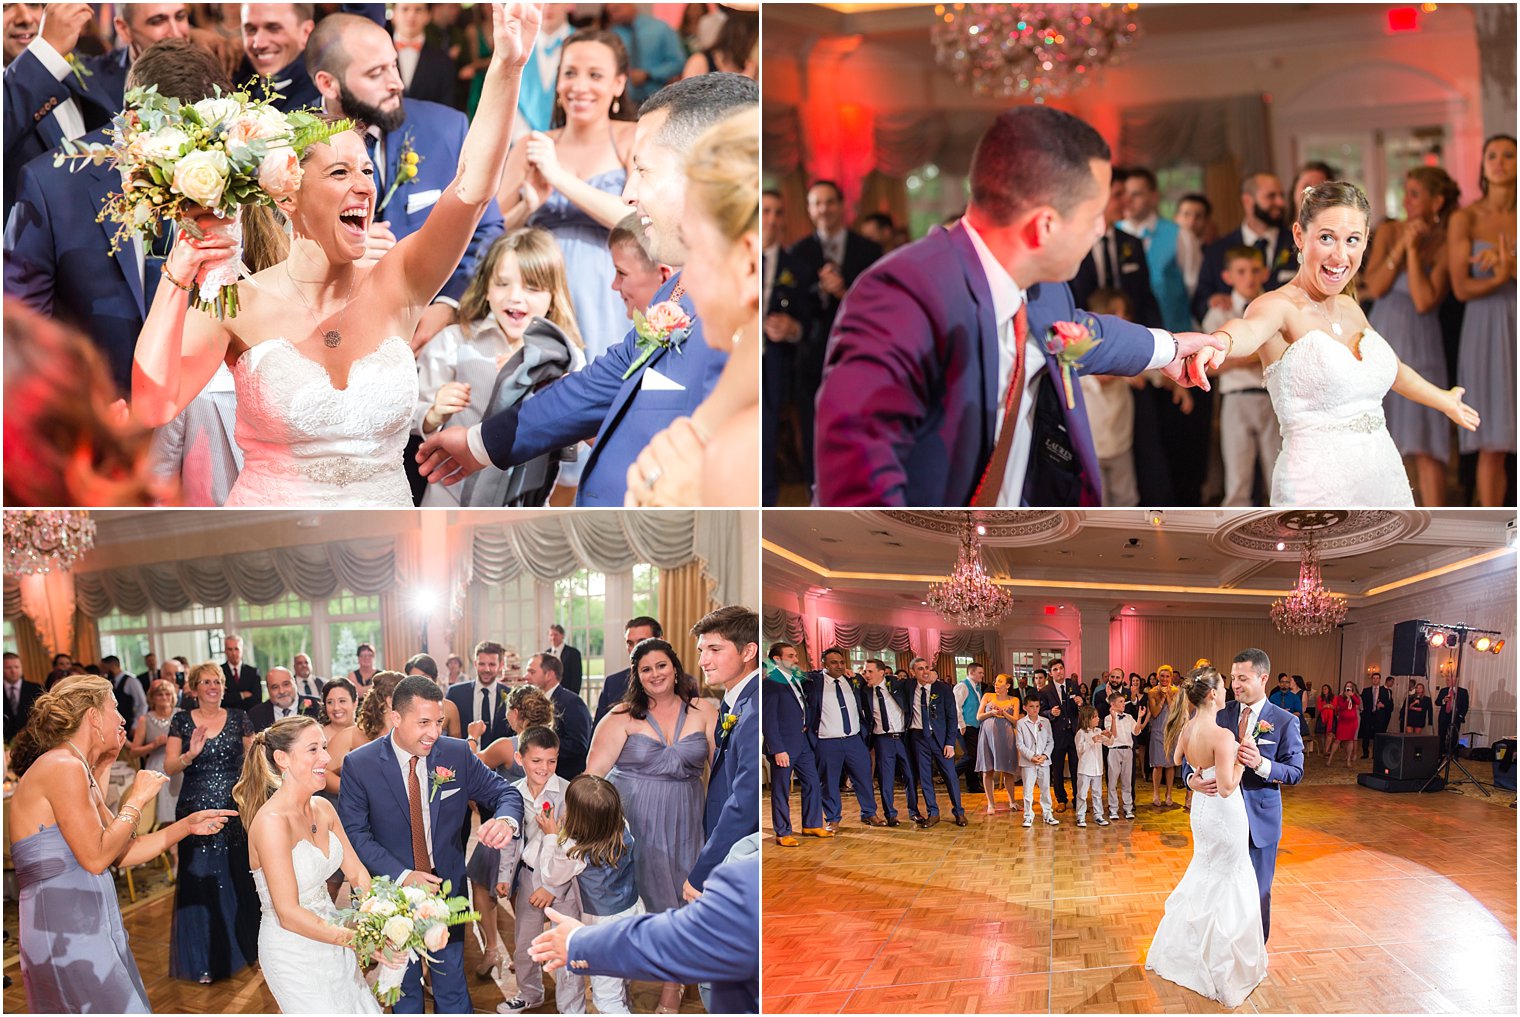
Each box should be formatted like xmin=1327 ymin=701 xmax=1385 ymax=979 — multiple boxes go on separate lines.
xmin=1443 ymin=386 xmax=1480 ymax=431
xmin=164 ymin=210 xmax=237 ymax=291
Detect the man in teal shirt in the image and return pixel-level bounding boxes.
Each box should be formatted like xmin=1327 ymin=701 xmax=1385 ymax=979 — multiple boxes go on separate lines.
xmin=605 ymin=3 xmax=685 ymax=104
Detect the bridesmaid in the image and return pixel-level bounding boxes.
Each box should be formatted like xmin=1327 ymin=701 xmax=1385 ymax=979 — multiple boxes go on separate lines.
xmin=975 ymin=673 xmax=1020 ymax=814
xmin=163 ymin=662 xmax=258 ymax=983
xmin=1365 ymin=166 xmax=1462 ymax=506
xmin=498 ymin=29 xmax=638 ymax=361
xmin=1450 ymin=134 xmax=1517 ymax=506
xmin=318 ymin=677 xmax=359 ymax=808
xmin=1147 ymin=667 xmax=1179 ymax=808
xmin=350 ymin=670 xmax=404 ymax=746
xmin=585 ymin=637 xmax=716 ymax=1014
xmin=8 ymin=676 xmax=233 ymax=1012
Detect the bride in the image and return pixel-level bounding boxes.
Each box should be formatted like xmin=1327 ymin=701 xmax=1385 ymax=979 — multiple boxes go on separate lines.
xmin=233 ymin=716 xmax=386 ymax=1013
xmin=1145 ymin=667 xmax=1266 ymax=1008
xmin=1196 ymin=181 xmax=1479 ymax=506
xmin=130 ymin=3 xmax=542 ymax=507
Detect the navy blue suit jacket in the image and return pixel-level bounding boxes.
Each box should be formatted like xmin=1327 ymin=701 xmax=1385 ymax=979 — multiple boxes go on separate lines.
xmin=235 ymin=55 xmax=322 ymax=112
xmin=1192 ymin=226 xmax=1297 ymax=321
xmin=1208 ymin=699 xmax=1304 ymax=848
xmin=691 ymin=679 xmax=758 ymax=889
xmin=904 ymin=680 xmax=958 ymax=751
xmin=3 ymin=46 xmax=126 ymax=217
xmin=446 ymin=681 xmax=514 ymax=746
xmin=373 ymin=98 xmax=503 ymax=304
xmin=547 ymin=683 xmax=592 ymax=779
xmin=552 ymin=645 xmax=583 ymax=695
xmin=760 ymin=671 xmax=814 ymax=757
xmin=594 ymin=667 xmax=629 ymax=728
xmin=5 ymin=127 xmax=149 ymax=394
xmin=803 ymin=671 xmax=868 ymax=745
xmin=338 ymin=735 xmax=524 ymax=923
xmin=861 ymin=678 xmax=912 ymax=745
xmin=815 ymin=220 xmax=1159 ymax=506
xmin=1069 ymin=226 xmax=1164 ymax=329
xmin=479 ymin=272 xmax=726 ymax=505
xmin=567 ymin=853 xmax=758 ymax=1013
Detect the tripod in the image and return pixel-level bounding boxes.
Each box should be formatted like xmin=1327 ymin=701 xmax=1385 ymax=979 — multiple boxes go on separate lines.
xmin=1419 ymin=638 xmax=1492 ymax=796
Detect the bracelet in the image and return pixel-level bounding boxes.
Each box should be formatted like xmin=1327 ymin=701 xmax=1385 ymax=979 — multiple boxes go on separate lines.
xmin=115 ymin=805 xmax=141 ymax=826
xmin=1212 ymin=328 xmax=1236 ymax=358
xmin=162 ymin=264 xmax=196 ymax=293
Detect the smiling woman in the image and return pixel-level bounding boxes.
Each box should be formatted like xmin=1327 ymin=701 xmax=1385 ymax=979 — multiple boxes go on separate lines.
xmin=125 ymin=3 xmax=544 ymax=509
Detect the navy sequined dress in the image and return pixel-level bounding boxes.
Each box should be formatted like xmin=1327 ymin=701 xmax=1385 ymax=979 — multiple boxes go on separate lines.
xmin=169 ymin=708 xmax=260 ymax=981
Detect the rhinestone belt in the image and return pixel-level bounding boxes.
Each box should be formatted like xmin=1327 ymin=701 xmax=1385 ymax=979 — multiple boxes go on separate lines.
xmin=250 ymin=457 xmax=394 ymax=487
xmin=1292 ymin=412 xmax=1385 ymax=435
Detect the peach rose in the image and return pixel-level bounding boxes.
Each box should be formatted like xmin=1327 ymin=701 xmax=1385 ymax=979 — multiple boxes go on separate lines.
xmin=1050 ymin=320 xmax=1090 ymax=346
xmin=421 ymin=923 xmax=449 ymax=953
xmin=257 ymin=148 xmax=303 ymax=199
xmin=645 ymin=301 xmax=692 ymax=334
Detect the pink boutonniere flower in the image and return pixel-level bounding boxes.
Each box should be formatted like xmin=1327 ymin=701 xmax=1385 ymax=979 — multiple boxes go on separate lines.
xmin=428 ymin=765 xmax=455 ymax=802
xmin=1043 ymin=318 xmax=1102 ymax=410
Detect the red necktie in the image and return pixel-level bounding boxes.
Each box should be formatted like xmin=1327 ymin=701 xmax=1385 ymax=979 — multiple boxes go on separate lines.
xmin=971 ymin=303 xmax=1030 ymax=507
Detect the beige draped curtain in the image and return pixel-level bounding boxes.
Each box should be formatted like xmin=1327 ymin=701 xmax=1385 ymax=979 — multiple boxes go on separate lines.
xmin=14 ymin=614 xmax=49 ymax=686
xmin=660 ymin=562 xmax=717 ymax=671
xmin=379 ymin=531 xmax=420 ymax=671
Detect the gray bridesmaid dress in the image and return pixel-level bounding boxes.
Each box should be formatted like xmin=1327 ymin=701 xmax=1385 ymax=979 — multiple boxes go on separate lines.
xmin=1457 ymin=239 xmax=1517 ymax=454
xmin=16 ymin=824 xmax=151 ymax=1013
xmin=1372 ymin=268 xmax=1451 ymax=458
xmin=607 ymin=703 xmax=707 ymax=913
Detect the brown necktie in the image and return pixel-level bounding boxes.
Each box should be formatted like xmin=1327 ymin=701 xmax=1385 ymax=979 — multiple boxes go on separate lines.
xmin=971 ymin=303 xmax=1030 ymax=507
xmin=1239 ymin=705 xmax=1252 ymax=742
xmin=407 ymin=755 xmax=432 ymax=874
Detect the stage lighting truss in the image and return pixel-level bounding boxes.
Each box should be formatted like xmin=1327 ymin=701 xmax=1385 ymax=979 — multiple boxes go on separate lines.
xmin=1418 ymin=621 xmax=1505 ymax=655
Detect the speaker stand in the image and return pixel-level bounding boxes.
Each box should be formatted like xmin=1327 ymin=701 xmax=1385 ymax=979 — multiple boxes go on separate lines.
xmin=1421 ymin=726 xmax=1494 ymax=797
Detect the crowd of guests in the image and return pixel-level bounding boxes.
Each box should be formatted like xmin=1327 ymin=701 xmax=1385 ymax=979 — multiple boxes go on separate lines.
xmin=3 ymin=2 xmax=760 ymax=509
xmin=766 ymin=139 xmax=1516 ymax=507
xmin=3 ymin=605 xmax=761 ymax=1014
xmin=761 ymin=645 xmax=1476 ymax=840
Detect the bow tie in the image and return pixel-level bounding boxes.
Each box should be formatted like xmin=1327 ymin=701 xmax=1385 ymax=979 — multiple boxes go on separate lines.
xmin=395 ymin=40 xmax=423 ymax=51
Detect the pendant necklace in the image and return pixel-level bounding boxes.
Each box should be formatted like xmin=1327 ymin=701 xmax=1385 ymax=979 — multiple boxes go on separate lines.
xmin=288 ymin=265 xmax=355 ymax=348
xmin=1307 ymin=287 xmax=1343 ymax=337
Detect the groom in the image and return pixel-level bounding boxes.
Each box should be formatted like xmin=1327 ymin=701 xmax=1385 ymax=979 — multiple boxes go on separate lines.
xmin=1188 ymin=648 xmax=1304 ymax=942
xmin=339 ymin=676 xmax=525 ymax=1013
xmin=812 ymin=106 xmax=1226 ymax=506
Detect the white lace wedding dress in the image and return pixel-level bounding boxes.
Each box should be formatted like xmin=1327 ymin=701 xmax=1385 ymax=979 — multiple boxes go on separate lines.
xmin=1264 ymin=328 xmax=1415 ymax=506
xmin=1145 ymin=766 xmax=1267 ymax=1008
xmin=252 ymin=830 xmax=380 ymax=1014
xmin=226 ymin=337 xmax=418 ymax=507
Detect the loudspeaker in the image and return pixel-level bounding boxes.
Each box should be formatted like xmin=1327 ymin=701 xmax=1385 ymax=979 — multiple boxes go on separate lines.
xmin=1374 ymin=732 xmax=1439 ymax=780
xmin=1358 ymin=772 xmax=1446 ymax=793
xmin=1493 ymin=738 xmax=1517 ymax=792
xmin=1390 ymin=620 xmax=1429 ymax=677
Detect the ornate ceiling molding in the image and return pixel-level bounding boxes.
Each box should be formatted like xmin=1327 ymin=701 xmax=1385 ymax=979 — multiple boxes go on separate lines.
xmin=867 ymin=510 xmax=1080 ymax=545
xmin=1212 ymin=510 xmax=1430 ymax=561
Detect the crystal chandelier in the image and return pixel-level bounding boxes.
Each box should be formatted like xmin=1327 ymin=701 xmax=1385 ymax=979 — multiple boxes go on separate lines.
xmin=927 ymin=514 xmax=1013 ymax=628
xmin=1270 ymin=535 xmax=1346 ymax=637
xmin=3 ymin=510 xmax=97 ymax=577
xmin=931 ymin=3 xmax=1142 ymax=101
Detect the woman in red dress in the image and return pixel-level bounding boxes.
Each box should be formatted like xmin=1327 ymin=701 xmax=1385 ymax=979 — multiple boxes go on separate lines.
xmin=1326 ymin=682 xmax=1361 ymax=767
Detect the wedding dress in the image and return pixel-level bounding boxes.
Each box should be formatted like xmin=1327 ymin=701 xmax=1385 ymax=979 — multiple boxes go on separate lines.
xmin=1144 ymin=766 xmax=1267 ymax=1008
xmin=226 ymin=337 xmax=417 ymax=507
xmin=1264 ymin=328 xmax=1415 ymax=506
xmin=252 ymin=830 xmax=380 ymax=1015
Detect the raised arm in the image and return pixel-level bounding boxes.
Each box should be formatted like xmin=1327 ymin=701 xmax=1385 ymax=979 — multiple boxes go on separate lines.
xmin=382 ymin=3 xmax=540 ymax=313
xmin=1199 ymin=289 xmax=1292 ymax=370
xmin=1448 ymin=209 xmax=1513 ymax=302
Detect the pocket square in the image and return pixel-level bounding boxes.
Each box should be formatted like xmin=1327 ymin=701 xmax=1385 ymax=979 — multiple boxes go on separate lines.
xmin=407 ymin=188 xmax=442 ymax=214
xmin=640 ymin=367 xmax=685 ymax=392
xmin=440 ymin=787 xmax=460 ymax=800
xmin=1121 ymin=262 xmax=1140 ymax=273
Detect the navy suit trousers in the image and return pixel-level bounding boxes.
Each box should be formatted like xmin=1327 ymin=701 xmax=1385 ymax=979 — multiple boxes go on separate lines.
xmin=815 ymin=735 xmax=877 ymax=822
xmin=907 ymin=729 xmax=964 ymax=818
xmin=770 ymin=740 xmax=822 ymax=835
xmin=872 ymin=733 xmax=914 ymax=820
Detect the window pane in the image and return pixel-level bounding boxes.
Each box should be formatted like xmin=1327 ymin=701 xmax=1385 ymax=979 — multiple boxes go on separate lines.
xmin=162 ymin=629 xmax=224 ymax=669
xmin=554 ymin=570 xmax=607 ymax=684
xmin=632 ymin=563 xmax=660 ymax=621
xmin=245 ymin=626 xmax=316 ymax=684
xmin=98 ymin=608 xmax=148 ymax=632
xmin=330 ymin=620 xmax=383 ymax=678
xmin=2 ymin=620 xmax=15 ymax=656
xmin=329 ymin=592 xmax=380 ymax=617
xmin=476 ymin=573 xmax=538 ymax=677
xmin=243 ymin=592 xmax=310 ymax=623
xmin=160 ymin=604 xmax=224 ymax=628
xmin=100 ymin=633 xmax=151 ymax=672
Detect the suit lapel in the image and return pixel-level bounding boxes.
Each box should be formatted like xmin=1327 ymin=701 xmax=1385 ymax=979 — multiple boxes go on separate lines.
xmin=427 ymin=742 xmax=449 ymax=829
xmin=946 ymin=222 xmax=1000 ymax=460
xmin=83 ymin=165 xmax=145 ymax=316
xmin=375 ymin=739 xmax=412 ymax=819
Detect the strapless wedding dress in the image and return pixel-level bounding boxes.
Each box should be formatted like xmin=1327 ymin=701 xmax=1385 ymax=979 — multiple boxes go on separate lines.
xmin=252 ymin=830 xmax=380 ymax=1014
xmin=1264 ymin=329 xmax=1414 ymax=506
xmin=226 ymin=337 xmax=417 ymax=507
xmin=1145 ymin=767 xmax=1267 ymax=1008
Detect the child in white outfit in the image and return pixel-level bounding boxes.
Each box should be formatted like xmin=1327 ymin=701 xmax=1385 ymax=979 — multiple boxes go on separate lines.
xmin=1016 ymin=698 xmax=1058 ymax=826
xmin=1104 ymin=693 xmax=1138 ymax=820
xmin=1073 ymin=706 xmax=1111 ymax=827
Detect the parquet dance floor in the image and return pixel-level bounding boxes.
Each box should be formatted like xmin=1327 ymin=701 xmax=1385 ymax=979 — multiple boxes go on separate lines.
xmin=763 ymin=773 xmax=1517 ymax=1013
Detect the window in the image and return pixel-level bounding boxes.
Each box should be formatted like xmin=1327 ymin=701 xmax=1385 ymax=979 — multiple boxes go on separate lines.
xmin=98 ymin=607 xmax=150 ymax=672
xmin=951 ymin=655 xmax=976 ymax=682
xmin=1156 ymin=164 xmax=1204 ymax=219
xmin=2 ymin=619 xmax=15 ymax=656
xmin=905 ymin=163 xmax=968 ymax=242
xmin=478 ymin=572 xmax=539 ymax=668
xmin=631 ymin=564 xmax=659 ymax=623
xmin=328 ymin=592 xmax=381 ymax=677
xmin=1006 ymin=647 xmax=1066 ymax=682
xmin=554 ymin=569 xmax=606 ymax=682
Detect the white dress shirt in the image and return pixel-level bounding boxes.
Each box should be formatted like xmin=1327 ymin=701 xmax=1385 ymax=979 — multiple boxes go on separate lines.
xmin=816 ymin=227 xmax=847 ymax=267
xmin=723 ymin=670 xmax=757 ymax=715
xmin=908 ymin=681 xmax=935 ymax=731
xmin=1105 ymin=711 xmax=1136 ymax=748
xmin=961 ymin=218 xmax=1176 ymax=506
xmin=395 ymin=36 xmax=423 ymax=90
xmin=816 ymin=673 xmax=860 ymax=739
xmin=867 ymin=682 xmax=905 ymax=735
xmin=470 ymin=679 xmax=502 ymax=728
xmin=26 ymin=37 xmax=87 ymax=142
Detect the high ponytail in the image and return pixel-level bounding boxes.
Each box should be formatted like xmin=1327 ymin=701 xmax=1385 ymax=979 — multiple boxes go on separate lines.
xmin=9 ymin=675 xmax=113 ymax=776
xmin=232 ymin=716 xmax=319 ymax=828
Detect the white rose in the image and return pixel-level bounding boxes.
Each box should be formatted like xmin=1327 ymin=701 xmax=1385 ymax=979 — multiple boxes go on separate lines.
xmin=172 ymin=149 xmax=230 ymax=207
xmin=135 ymin=127 xmax=190 ymax=161
xmin=400 ymin=885 xmax=427 ymax=906
xmin=193 ymin=97 xmax=242 ymax=127
xmin=382 ymin=915 xmax=414 ymax=948
xmin=370 ymin=897 xmax=398 ymax=917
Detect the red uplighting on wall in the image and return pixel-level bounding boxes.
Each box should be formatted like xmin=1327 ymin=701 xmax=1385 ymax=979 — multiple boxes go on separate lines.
xmin=1386 ymin=6 xmax=1420 ymax=32
xmin=1044 ymin=605 xmax=1057 ymax=615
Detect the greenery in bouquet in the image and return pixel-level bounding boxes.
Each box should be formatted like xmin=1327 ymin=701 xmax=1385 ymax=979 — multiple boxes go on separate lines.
xmin=336 ymin=876 xmax=479 ymax=1005
xmin=53 ymin=84 xmax=351 ymax=318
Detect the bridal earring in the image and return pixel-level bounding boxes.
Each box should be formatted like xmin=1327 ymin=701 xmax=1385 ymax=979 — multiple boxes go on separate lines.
xmin=731 ymin=329 xmax=742 ymax=346
xmin=612 ymin=97 xmax=621 ymax=115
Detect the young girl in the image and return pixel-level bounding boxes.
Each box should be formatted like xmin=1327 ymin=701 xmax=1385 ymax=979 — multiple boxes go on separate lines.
xmin=1073 ymin=706 xmax=1111 ymax=828
xmin=413 ymin=227 xmax=585 ymax=507
xmin=525 ymin=773 xmax=646 ymax=1015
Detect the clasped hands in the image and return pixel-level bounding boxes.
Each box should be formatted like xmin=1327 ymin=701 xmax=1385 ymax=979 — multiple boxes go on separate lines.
xmin=1161 ymin=331 xmax=1231 ymax=390
xmin=1188 ymin=738 xmax=1262 ymax=797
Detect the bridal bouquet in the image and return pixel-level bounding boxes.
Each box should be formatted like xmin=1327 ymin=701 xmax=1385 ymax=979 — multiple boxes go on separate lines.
xmin=54 ymin=84 xmax=351 ymax=318
xmin=338 ymin=876 xmax=478 ymax=1005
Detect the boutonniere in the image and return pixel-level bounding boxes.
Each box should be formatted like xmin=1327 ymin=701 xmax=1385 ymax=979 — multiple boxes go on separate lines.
xmin=777 ymin=268 xmax=796 ymax=288
xmin=622 ymin=299 xmax=694 ymax=379
xmin=1120 ymin=242 xmax=1134 ymax=261
xmin=65 ymin=53 xmax=93 ymax=92
xmin=377 ymin=132 xmax=422 ymax=214
xmin=428 ymin=765 xmax=455 ymax=802
xmin=720 ymin=712 xmax=741 ymax=738
xmin=1043 ymin=317 xmax=1103 ymax=410
xmin=929 ymin=693 xmax=940 ymax=703
xmin=1250 ymin=718 xmax=1274 ymax=741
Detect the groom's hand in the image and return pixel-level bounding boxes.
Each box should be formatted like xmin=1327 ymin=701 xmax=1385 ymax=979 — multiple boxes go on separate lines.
xmin=528 ymin=906 xmax=584 ymax=973
xmin=402 ymin=870 xmax=443 ymax=890
xmin=1162 ymin=332 xmax=1229 ymax=389
xmin=417 ymin=428 xmax=488 ymax=485
xmin=478 ymin=817 xmax=517 ymax=848
xmin=1188 ymin=771 xmax=1218 ymax=797
xmin=1237 ymin=738 xmax=1262 ymax=768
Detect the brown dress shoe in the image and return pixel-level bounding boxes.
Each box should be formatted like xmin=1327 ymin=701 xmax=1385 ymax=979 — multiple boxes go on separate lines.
xmin=801 ymin=827 xmax=835 ymax=838
xmin=953 ymin=813 xmax=968 ymax=827
xmin=1054 ymin=801 xmax=1067 ymax=813
xmin=775 ymin=835 xmax=801 ymax=847
xmin=862 ymin=815 xmax=888 ymax=827
xmin=925 ymin=816 xmax=941 ymax=828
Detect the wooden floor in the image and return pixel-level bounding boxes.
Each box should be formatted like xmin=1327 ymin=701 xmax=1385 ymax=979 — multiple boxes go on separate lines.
xmin=3 ymin=887 xmax=705 ymax=1014
xmin=763 ymin=765 xmax=1517 ymax=1014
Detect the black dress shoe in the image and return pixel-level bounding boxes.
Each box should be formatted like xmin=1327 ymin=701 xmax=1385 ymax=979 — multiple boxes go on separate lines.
xmin=862 ymin=815 xmax=888 ymax=827
xmin=953 ymin=813 xmax=968 ymax=827
xmin=886 ymin=817 xmax=901 ymax=827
